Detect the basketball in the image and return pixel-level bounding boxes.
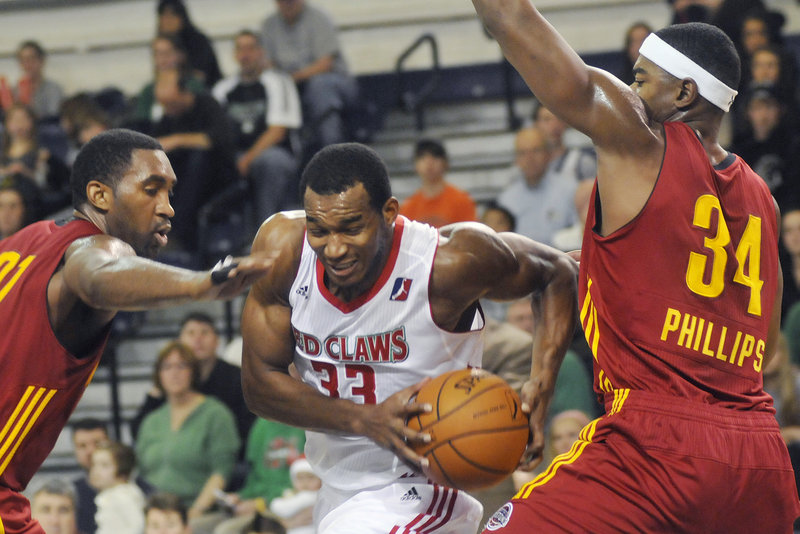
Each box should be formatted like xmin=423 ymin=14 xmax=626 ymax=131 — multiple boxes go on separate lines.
xmin=407 ymin=368 xmax=529 ymax=490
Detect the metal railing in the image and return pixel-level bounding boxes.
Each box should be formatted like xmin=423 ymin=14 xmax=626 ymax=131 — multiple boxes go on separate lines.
xmin=395 ymin=33 xmax=441 ymax=132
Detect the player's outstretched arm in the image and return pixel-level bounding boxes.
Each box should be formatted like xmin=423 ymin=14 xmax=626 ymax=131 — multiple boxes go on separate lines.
xmin=60 ymin=234 xmax=273 ymax=310
xmin=471 ymin=0 xmax=644 ymax=149
xmin=435 ymin=224 xmax=579 ymax=469
xmin=240 ymin=213 xmax=433 ymax=470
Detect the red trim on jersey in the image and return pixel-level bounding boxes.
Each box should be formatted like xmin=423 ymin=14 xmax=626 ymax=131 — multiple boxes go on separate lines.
xmin=316 ymin=216 xmax=405 ymax=313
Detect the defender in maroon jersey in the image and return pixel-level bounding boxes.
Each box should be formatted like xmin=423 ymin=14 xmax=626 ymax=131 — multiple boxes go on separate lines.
xmin=471 ymin=1 xmax=800 ymax=532
xmin=0 ymin=129 xmax=271 ymax=534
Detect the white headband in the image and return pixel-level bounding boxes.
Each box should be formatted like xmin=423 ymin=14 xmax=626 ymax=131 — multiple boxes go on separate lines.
xmin=639 ymin=33 xmax=738 ymax=112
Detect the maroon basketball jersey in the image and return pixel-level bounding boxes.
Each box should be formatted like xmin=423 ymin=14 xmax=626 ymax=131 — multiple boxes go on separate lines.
xmin=0 ymin=219 xmax=106 ymax=491
xmin=579 ymin=121 xmax=778 ymax=411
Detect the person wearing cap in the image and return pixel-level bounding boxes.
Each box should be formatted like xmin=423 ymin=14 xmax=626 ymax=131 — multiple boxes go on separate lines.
xmin=399 ymin=138 xmax=477 ymax=228
xmin=472 ymin=0 xmax=799 ymax=531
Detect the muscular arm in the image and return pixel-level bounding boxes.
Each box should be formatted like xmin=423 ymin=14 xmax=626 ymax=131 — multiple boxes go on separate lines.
xmin=241 ymin=213 xmax=431 ymax=467
xmin=432 ymin=223 xmax=579 ymax=467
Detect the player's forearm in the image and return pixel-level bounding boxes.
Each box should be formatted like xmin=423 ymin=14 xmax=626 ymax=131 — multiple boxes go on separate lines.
xmin=242 ymin=367 xmax=368 ymax=435
xmin=72 ymin=255 xmax=213 ymax=310
xmin=529 ymin=255 xmax=579 ymax=394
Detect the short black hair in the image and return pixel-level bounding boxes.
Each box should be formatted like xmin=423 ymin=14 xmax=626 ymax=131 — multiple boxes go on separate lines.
xmin=71 ymin=418 xmax=108 ymax=435
xmin=180 ymin=311 xmax=217 ymax=333
xmin=414 ymin=138 xmax=448 ymax=162
xmin=482 ymin=200 xmax=517 ymax=232
xmin=17 ymin=40 xmax=45 ymax=59
xmin=299 ymin=143 xmax=392 ymax=213
xmin=71 ymin=128 xmax=162 ymax=210
xmin=655 ymin=22 xmax=741 ymax=92
xmin=145 ymin=493 xmax=187 ymax=524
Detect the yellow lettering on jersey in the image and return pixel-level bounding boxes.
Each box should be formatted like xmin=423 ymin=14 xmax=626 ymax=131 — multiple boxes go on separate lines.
xmin=660 ymin=307 xmax=764 ymax=375
xmin=0 ymin=386 xmax=57 ymax=477
xmin=0 ymin=252 xmax=35 ymax=303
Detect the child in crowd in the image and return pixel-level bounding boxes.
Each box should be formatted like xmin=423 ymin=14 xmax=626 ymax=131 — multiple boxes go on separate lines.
xmin=269 ymin=458 xmax=320 ymax=534
xmin=89 ymin=441 xmax=146 ymax=534
xmin=145 ymin=493 xmax=190 ymax=534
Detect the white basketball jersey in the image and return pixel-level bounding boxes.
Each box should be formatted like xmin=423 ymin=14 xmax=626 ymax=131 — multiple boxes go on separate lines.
xmin=289 ymin=216 xmax=484 ymax=491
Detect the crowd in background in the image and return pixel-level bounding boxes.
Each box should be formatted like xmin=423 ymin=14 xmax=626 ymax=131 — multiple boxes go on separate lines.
xmin=7 ymin=0 xmax=800 ymax=531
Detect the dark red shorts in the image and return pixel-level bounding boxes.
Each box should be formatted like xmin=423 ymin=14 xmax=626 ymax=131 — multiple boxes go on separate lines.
xmin=0 ymin=486 xmax=43 ymax=534
xmin=483 ymin=390 xmax=800 ymax=534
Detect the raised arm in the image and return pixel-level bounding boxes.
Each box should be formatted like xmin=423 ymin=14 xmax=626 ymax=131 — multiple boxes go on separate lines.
xmin=433 ymin=223 xmax=578 ymax=468
xmin=240 ymin=213 xmax=432 ymax=469
xmin=472 ymin=0 xmax=649 ymax=150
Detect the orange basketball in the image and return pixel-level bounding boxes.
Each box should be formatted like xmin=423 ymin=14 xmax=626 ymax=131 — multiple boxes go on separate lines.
xmin=407 ymin=368 xmax=529 ymax=490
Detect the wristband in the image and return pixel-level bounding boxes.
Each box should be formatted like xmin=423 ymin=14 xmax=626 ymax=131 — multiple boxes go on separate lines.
xmin=211 ymin=255 xmax=239 ymax=285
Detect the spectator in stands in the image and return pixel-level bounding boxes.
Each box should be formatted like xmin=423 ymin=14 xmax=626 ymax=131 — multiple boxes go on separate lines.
xmin=496 ymin=126 xmax=576 ymax=245
xmin=261 ymin=0 xmax=359 ymax=150
xmin=552 ymin=178 xmax=595 ymax=252
xmin=780 ymin=208 xmax=800 ymax=321
xmin=30 ymin=478 xmax=79 ymax=534
xmin=156 ymin=0 xmax=222 ymax=88
xmin=729 ymin=84 xmax=800 ymax=213
xmin=764 ymin=334 xmax=800 ymax=440
xmin=747 ymin=46 xmax=800 ymax=122
xmin=150 ymin=68 xmax=237 ymax=250
xmin=70 ymin=418 xmax=110 ymax=534
xmin=2 ymin=40 xmax=64 ymax=122
xmin=0 ymin=103 xmax=70 ymax=214
xmin=481 ymin=201 xmax=515 ymax=233
xmin=213 ymin=30 xmax=303 ymax=222
xmin=735 ymin=9 xmax=798 ymax=97
xmin=0 ymin=183 xmax=31 ymax=240
xmin=193 ymin=418 xmax=306 ymax=534
xmin=131 ymin=312 xmax=254 ymax=449
xmin=59 ymin=94 xmax=111 ymax=165
xmin=666 ymin=0 xmax=720 ymax=24
xmin=399 ymin=138 xmax=477 ymax=228
xmin=145 ymin=492 xmax=190 ymax=534
xmin=136 ymin=341 xmax=240 ymax=521
xmin=616 ymin=21 xmax=653 ymax=85
xmin=267 ymin=458 xmax=319 ymax=534
xmin=89 ymin=441 xmax=146 ymax=534
xmin=531 ymin=102 xmax=596 ymax=187
xmin=246 ymin=513 xmax=287 ymax=534
xmin=130 ymin=34 xmax=206 ymax=129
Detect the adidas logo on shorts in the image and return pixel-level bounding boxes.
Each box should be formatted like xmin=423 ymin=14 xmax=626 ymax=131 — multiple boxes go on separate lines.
xmin=401 ymin=487 xmax=422 ymax=502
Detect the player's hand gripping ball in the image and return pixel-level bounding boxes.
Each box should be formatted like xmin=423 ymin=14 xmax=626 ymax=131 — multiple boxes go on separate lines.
xmin=407 ymin=368 xmax=529 ymax=490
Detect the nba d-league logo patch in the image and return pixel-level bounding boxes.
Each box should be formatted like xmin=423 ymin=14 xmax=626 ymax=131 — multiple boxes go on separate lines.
xmin=485 ymin=503 xmax=513 ymax=531
xmin=390 ymin=277 xmax=413 ymax=301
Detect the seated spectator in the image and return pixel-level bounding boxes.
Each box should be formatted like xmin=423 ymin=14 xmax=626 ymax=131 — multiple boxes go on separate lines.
xmin=0 ymin=183 xmax=32 ymax=239
xmin=246 ymin=513 xmax=287 ymax=534
xmin=135 ymin=341 xmax=240 ymax=521
xmin=781 ymin=208 xmax=800 ymax=322
xmin=156 ymin=0 xmax=222 ymax=88
xmin=90 ymin=441 xmax=146 ymax=534
xmin=1 ymin=40 xmax=64 ymax=122
xmin=69 ymin=418 xmax=110 ymax=534
xmin=616 ymin=22 xmax=652 ymax=85
xmin=145 ymin=493 xmax=190 ymax=534
xmin=399 ymin=139 xmax=476 ymax=228
xmin=667 ymin=0 xmax=720 ymax=24
xmin=261 ymin=0 xmax=359 ymax=150
xmin=131 ymin=312 xmax=254 ymax=448
xmin=59 ymin=93 xmax=111 ymax=165
xmin=729 ymin=84 xmax=800 ymax=213
xmin=192 ymin=417 xmax=306 ymax=534
xmin=213 ymin=30 xmax=302 ymax=222
xmin=481 ymin=201 xmax=515 ymax=233
xmin=268 ymin=458 xmax=319 ymax=534
xmin=531 ymin=103 xmax=596 ymax=183
xmin=30 ymin=478 xmax=80 ymax=534
xmin=151 ymin=68 xmax=237 ymax=250
xmin=496 ymin=126 xmax=577 ymax=245
xmin=130 ymin=34 xmax=207 ymax=129
xmin=0 ymin=104 xmax=70 ymax=214
xmin=764 ymin=334 xmax=800 ymax=441
xmin=552 ymin=178 xmax=594 ymax=252
xmin=748 ymin=46 xmax=799 ymax=118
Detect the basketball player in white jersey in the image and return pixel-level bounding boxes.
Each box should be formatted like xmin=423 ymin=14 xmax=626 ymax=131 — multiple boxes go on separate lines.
xmin=241 ymin=143 xmax=578 ymax=533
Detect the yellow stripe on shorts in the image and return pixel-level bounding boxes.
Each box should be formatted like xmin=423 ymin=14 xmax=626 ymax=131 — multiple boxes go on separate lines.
xmin=515 ymin=418 xmax=600 ymax=500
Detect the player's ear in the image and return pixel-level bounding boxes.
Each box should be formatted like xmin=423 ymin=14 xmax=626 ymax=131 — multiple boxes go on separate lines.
xmin=676 ymin=78 xmax=700 ymax=110
xmin=382 ymin=197 xmax=399 ymax=225
xmin=86 ymin=180 xmax=113 ymax=212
